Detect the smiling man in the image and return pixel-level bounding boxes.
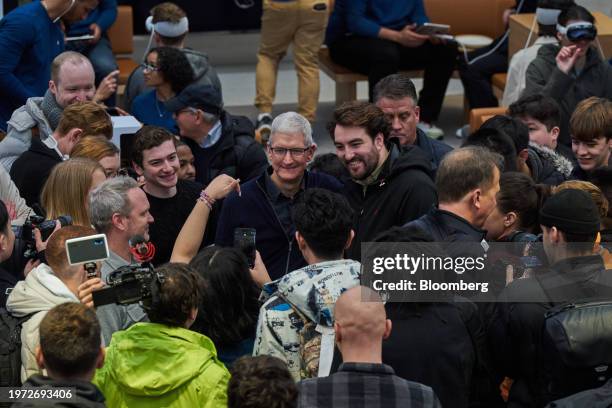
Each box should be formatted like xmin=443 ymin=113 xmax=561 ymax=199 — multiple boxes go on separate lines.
xmin=329 ymin=101 xmax=437 ymax=260
xmin=131 ymin=125 xmax=202 ymax=265
xmin=569 ymin=97 xmax=611 ymax=181
xmin=215 ymin=112 xmax=342 ymax=280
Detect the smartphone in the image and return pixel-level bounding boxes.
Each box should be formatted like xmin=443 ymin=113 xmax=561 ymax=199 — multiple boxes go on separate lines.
xmin=65 ymin=234 xmax=109 ymax=278
xmin=65 ymin=34 xmax=95 ymax=42
xmin=416 ymin=23 xmax=450 ymax=35
xmin=234 ymin=228 xmax=256 ymax=268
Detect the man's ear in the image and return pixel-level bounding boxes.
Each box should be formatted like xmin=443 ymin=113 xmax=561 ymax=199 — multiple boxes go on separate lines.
xmin=344 ymin=229 xmax=355 ymax=250
xmin=551 ymin=126 xmax=560 ymax=143
xmin=35 ymin=346 xmax=46 ymax=370
xmin=96 ymin=347 xmax=105 ymax=369
xmin=334 ymin=321 xmax=342 ymax=344
xmin=518 ymin=148 xmax=529 ymax=162
xmin=65 ymin=128 xmax=83 ymax=144
xmin=374 ymin=133 xmax=385 ymax=150
xmin=49 ymin=80 xmax=57 ymax=96
xmin=132 ymin=161 xmax=144 ymax=177
xmin=504 ymin=212 xmax=518 ymax=228
xmin=414 ymin=105 xmax=421 ymax=123
xmin=383 ymin=319 xmax=392 ymax=340
xmin=295 ymin=231 xmax=307 ymax=252
xmin=111 ymin=212 xmax=128 ymax=232
xmin=550 ymin=226 xmax=562 ymax=244
xmin=305 ymin=143 xmax=317 ymax=162
xmin=472 ymin=189 xmax=482 ymax=210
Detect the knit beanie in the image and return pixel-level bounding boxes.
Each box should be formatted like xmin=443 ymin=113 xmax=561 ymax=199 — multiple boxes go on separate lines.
xmin=540 ymin=189 xmax=601 ymax=234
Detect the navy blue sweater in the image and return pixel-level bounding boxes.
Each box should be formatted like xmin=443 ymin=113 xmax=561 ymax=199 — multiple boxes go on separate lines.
xmin=0 ymin=1 xmax=64 ymax=130
xmin=66 ymin=0 xmax=118 ymax=36
xmin=215 ymin=170 xmax=343 ymax=280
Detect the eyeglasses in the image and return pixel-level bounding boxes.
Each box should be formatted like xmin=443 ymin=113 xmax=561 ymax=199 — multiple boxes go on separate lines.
xmin=141 ymin=62 xmax=160 ymax=72
xmin=269 ymin=146 xmax=311 ymax=158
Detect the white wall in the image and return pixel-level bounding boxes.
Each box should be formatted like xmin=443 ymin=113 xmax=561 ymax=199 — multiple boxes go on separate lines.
xmin=576 ymin=0 xmax=612 ymax=15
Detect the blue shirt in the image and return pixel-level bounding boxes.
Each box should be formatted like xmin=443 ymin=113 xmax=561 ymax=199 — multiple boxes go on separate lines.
xmin=67 ymin=0 xmax=118 ymax=35
xmin=131 ymin=90 xmax=179 ymax=134
xmin=200 ymin=120 xmax=222 ymax=148
xmin=0 ymin=1 xmax=64 ymax=130
xmin=325 ymin=0 xmax=429 ymax=45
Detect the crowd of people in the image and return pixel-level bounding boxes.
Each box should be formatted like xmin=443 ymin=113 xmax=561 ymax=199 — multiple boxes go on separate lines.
xmin=0 ymin=0 xmax=611 ymax=407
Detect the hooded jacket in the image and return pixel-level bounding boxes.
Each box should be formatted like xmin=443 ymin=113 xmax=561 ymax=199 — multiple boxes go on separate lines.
xmin=527 ymin=142 xmax=573 ymax=186
xmin=5 ymin=263 xmax=80 ymax=383
xmin=524 ymin=44 xmax=612 ymax=146
xmin=12 ymin=375 xmax=106 ymax=408
xmin=253 ymin=259 xmax=361 ymax=381
xmin=125 ymin=48 xmax=222 ymax=110
xmin=0 ymin=97 xmax=53 ymax=172
xmin=93 ymin=322 xmax=229 ymax=408
xmin=343 ymin=142 xmax=437 ymax=260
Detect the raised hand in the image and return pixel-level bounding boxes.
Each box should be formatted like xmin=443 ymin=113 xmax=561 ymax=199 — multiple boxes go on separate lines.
xmin=556 ymin=45 xmax=581 ymax=74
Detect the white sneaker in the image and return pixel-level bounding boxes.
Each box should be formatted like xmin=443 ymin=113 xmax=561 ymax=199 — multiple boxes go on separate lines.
xmin=455 ymin=124 xmax=470 ymax=139
xmin=417 ymin=122 xmax=444 ymax=140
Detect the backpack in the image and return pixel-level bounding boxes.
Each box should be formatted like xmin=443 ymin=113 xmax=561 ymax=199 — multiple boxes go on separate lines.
xmin=536 ymin=286 xmax=612 ymax=405
xmin=0 ymin=308 xmax=32 ymax=387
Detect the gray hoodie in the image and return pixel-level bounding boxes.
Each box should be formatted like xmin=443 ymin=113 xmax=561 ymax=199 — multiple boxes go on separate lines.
xmin=0 ymin=97 xmax=53 ymax=172
xmin=6 ymin=263 xmax=79 ymax=383
xmin=125 ymin=48 xmax=223 ymax=110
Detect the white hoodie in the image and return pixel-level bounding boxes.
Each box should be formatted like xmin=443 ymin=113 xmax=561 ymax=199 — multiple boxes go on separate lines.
xmin=6 ymin=263 xmax=79 ymax=383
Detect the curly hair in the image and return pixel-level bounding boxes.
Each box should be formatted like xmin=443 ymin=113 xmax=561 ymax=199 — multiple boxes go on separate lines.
xmin=228 ymin=356 xmax=297 ymax=408
xmin=148 ymin=47 xmax=194 ymax=94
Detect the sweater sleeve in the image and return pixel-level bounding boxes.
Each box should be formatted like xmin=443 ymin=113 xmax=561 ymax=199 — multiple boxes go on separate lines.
xmin=345 ymin=0 xmax=384 ymax=39
xmin=214 ymin=192 xmax=240 ymax=247
xmin=0 ymin=12 xmax=36 ymax=105
xmin=95 ymin=0 xmax=118 ymax=33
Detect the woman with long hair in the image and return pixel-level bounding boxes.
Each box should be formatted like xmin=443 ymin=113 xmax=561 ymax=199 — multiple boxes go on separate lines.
xmin=40 ymin=158 xmax=106 ymax=226
xmin=131 ymin=46 xmax=194 ymax=134
xmin=189 ymin=246 xmax=260 ymax=367
xmin=71 ymin=136 xmax=121 ymax=178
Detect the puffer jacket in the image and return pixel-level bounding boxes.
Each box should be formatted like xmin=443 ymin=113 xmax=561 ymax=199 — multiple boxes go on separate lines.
xmin=527 ymin=142 xmax=573 ymax=185
xmin=5 ymin=263 xmax=80 ymax=383
xmin=0 ymin=97 xmax=53 ymax=172
xmin=253 ymin=259 xmax=361 ymax=381
xmin=94 ymin=322 xmax=230 ymax=408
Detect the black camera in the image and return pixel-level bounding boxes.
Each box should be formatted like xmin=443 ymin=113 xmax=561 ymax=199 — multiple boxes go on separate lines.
xmin=12 ymin=215 xmax=72 ymax=260
xmin=92 ymin=264 xmax=165 ymax=308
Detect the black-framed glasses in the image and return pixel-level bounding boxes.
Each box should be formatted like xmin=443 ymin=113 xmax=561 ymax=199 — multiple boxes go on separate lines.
xmin=141 ymin=62 xmax=160 ymax=72
xmin=269 ymin=146 xmax=311 ymax=158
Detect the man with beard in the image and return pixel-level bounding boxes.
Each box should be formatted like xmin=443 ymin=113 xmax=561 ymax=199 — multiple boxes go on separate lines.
xmin=329 ymin=101 xmax=437 ymax=260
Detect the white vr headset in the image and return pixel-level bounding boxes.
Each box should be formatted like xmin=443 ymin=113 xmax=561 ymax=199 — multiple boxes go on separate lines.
xmin=145 ymin=15 xmax=189 ymax=37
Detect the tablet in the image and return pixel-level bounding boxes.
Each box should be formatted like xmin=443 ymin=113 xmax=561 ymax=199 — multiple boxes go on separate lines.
xmin=415 ymin=23 xmax=450 ymax=35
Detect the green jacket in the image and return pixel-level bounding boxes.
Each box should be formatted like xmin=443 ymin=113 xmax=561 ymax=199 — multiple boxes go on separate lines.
xmin=93 ymin=323 xmax=230 ymax=408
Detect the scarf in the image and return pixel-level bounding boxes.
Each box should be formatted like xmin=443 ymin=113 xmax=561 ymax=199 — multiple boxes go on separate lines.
xmin=40 ymin=89 xmax=64 ymax=130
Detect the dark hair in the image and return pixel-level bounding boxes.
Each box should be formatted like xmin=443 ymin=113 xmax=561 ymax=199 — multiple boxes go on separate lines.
xmin=508 ymin=94 xmax=561 ymax=131
xmin=481 ymin=115 xmax=530 ymax=154
xmin=373 ymin=73 xmax=418 ymax=103
xmin=590 ymin=167 xmax=612 ymax=224
xmin=309 ymin=153 xmax=350 ymax=181
xmin=537 ymin=0 xmax=575 ymax=36
xmin=148 ymin=46 xmax=194 ymax=94
xmin=189 ymin=246 xmax=260 ymax=347
xmin=558 ymin=4 xmax=594 ymax=27
xmin=131 ymin=125 xmax=176 ymax=168
xmin=39 ymin=303 xmax=101 ymax=378
xmin=228 ymin=356 xmax=297 ymax=408
xmin=497 ymin=172 xmax=550 ymax=232
xmin=292 ymin=189 xmax=354 ymax=259
xmin=0 ymin=200 xmax=9 ymax=235
xmin=328 ymin=101 xmax=390 ymax=141
xmin=436 ymin=147 xmax=503 ymax=203
xmin=463 ymin=127 xmax=518 ymax=172
xmin=145 ymin=263 xmax=203 ymax=327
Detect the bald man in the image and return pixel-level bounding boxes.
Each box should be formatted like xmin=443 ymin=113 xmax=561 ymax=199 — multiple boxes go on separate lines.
xmin=297 ymin=286 xmax=441 ymax=408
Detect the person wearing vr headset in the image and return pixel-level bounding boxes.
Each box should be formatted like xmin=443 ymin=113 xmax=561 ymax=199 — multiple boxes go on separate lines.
xmin=125 ymin=2 xmax=222 ymax=111
xmin=0 ymin=0 xmax=99 ymax=132
xmin=524 ymin=4 xmax=612 ymax=148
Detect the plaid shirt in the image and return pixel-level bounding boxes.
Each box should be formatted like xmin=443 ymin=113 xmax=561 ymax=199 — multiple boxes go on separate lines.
xmin=297 ymin=363 xmax=442 ymax=408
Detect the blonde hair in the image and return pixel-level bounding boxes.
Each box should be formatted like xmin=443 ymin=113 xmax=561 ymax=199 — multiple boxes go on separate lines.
xmin=554 ymin=180 xmax=609 ymax=219
xmin=570 ymin=97 xmax=612 ymax=142
xmin=41 ymin=158 xmax=105 ymax=226
xmin=72 ymin=135 xmax=119 ymax=162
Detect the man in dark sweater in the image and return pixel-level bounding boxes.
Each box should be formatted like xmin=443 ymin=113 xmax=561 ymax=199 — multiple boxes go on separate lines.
xmin=166 ymin=83 xmax=268 ymax=186
xmin=14 ymin=302 xmax=106 ymax=408
xmin=215 ymin=112 xmax=342 ymax=280
xmin=329 ymin=101 xmax=437 ymax=261
xmin=131 ymin=125 xmax=202 ymax=266
xmin=10 ymin=101 xmax=112 ymax=208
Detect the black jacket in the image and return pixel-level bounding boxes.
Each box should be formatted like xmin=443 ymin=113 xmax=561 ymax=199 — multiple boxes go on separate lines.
xmin=405 ymin=208 xmax=487 ymax=244
xmin=343 ymin=142 xmax=437 ymax=260
xmin=546 ymin=378 xmax=612 ymax=408
xmin=414 ymin=128 xmax=453 ymax=177
xmin=490 ymin=255 xmax=612 ymax=407
xmin=524 ymin=45 xmax=612 ymax=146
xmin=185 ymin=111 xmax=268 ymax=186
xmin=527 ymin=143 xmax=573 ymax=186
xmin=12 ymin=375 xmax=106 ymax=407
xmin=10 ymin=137 xmax=61 ymax=208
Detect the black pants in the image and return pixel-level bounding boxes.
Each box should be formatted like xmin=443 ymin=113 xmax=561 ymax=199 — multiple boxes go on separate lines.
xmin=458 ymin=39 xmax=508 ymax=109
xmin=329 ymin=36 xmax=458 ymax=123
